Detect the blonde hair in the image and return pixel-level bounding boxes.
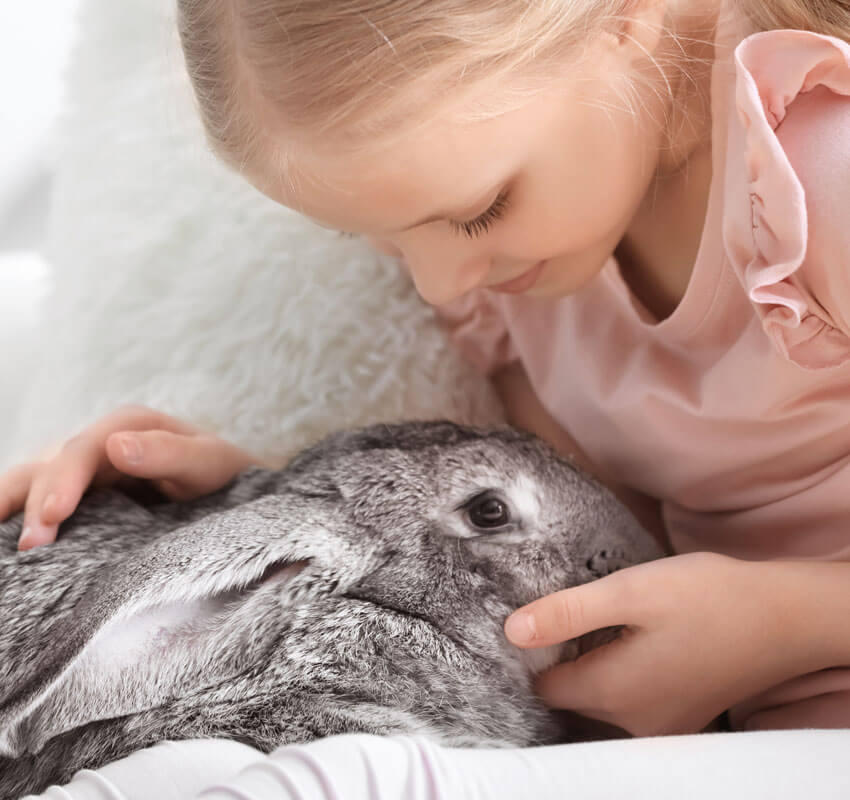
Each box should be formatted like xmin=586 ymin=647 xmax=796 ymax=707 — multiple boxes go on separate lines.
xmin=177 ymin=0 xmax=850 ymax=174
xmin=742 ymin=0 xmax=850 ymax=40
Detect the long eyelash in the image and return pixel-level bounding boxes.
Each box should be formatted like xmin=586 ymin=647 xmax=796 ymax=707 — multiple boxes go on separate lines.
xmin=449 ymin=191 xmax=511 ymax=240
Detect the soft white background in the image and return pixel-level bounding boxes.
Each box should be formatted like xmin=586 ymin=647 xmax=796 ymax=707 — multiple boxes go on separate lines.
xmin=0 ymin=2 xmax=80 ymax=330
xmin=0 ymin=0 xmax=499 ymax=471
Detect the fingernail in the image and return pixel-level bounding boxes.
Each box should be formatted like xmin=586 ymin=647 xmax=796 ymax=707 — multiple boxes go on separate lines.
xmin=505 ymin=611 xmax=537 ymax=644
xmin=118 ymin=434 xmax=142 ymax=464
xmin=19 ymin=522 xmax=54 ymax=550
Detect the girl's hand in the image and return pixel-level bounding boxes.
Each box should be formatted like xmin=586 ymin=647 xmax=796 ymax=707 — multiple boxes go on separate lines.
xmin=0 ymin=405 xmax=269 ymax=551
xmin=504 ymin=553 xmax=826 ymax=737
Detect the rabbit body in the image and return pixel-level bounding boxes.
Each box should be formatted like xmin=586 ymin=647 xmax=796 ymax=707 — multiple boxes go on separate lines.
xmin=0 ymin=422 xmax=662 ymax=797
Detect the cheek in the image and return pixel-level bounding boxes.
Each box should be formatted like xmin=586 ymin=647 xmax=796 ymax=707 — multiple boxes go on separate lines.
xmin=512 ymin=106 xmax=656 ymax=261
xmin=558 ymin=135 xmax=648 ymax=237
xmin=491 ymin=104 xmax=657 ymax=297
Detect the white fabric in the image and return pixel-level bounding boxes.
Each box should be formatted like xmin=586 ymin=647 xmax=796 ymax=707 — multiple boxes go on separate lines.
xmin=21 ymin=740 xmax=262 ymax=800
xmin=0 ymin=253 xmax=49 ymax=438
xmin=23 ymin=732 xmax=850 ymax=800
xmin=0 ymin=0 xmax=501 ymax=473
xmin=0 ymin=2 xmax=78 ymax=227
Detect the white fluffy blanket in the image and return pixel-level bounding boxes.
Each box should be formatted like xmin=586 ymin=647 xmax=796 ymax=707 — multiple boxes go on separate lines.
xmin=2 ymin=0 xmax=501 ymax=471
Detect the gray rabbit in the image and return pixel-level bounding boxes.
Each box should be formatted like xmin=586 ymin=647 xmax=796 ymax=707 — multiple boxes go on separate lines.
xmin=0 ymin=421 xmax=663 ymax=798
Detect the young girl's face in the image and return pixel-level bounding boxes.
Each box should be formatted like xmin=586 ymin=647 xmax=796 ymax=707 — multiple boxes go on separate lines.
xmin=248 ymin=25 xmax=676 ymax=306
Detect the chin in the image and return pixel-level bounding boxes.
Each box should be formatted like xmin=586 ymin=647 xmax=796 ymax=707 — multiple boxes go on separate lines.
xmin=527 ymin=256 xmax=606 ymax=299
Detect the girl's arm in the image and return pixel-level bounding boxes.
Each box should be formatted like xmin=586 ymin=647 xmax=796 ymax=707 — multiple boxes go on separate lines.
xmin=491 ymin=362 xmax=670 ymax=551
xmin=766 ymin=559 xmax=850 ymax=668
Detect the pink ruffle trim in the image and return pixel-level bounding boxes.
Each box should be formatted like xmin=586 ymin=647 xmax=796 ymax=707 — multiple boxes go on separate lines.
xmin=732 ymin=30 xmax=850 ymax=369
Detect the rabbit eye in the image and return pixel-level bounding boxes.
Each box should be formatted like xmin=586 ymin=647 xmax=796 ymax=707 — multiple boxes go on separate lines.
xmin=466 ymin=494 xmax=511 ymax=529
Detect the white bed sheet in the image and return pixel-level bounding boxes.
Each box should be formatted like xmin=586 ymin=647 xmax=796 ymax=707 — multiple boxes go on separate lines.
xmin=25 ymin=731 xmax=850 ymax=800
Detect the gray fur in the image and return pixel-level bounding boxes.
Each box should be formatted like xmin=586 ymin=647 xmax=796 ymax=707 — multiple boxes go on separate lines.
xmin=0 ymin=421 xmax=663 ymax=797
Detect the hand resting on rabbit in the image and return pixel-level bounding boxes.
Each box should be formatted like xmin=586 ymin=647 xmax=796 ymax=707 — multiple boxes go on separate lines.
xmin=0 ymin=421 xmax=663 ymax=798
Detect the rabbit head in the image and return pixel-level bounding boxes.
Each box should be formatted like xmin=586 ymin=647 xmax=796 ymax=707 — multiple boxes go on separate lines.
xmin=0 ymin=422 xmax=663 ymax=797
xmin=294 ymin=422 xmax=661 ymax=667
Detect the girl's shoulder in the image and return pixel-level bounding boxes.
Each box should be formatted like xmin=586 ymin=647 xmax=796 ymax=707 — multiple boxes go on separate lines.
xmin=725 ymin=29 xmax=850 ymax=371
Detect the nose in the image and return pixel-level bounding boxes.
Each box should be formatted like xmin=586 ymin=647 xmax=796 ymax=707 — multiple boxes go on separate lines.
xmin=364 ymin=236 xmax=490 ymax=306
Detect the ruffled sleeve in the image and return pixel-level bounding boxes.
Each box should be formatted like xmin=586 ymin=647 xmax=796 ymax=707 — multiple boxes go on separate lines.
xmin=726 ymin=30 xmax=850 ymax=369
xmin=433 ymin=289 xmax=519 ymax=376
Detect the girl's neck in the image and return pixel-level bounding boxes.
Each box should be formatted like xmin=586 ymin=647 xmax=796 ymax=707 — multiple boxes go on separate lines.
xmin=656 ymin=0 xmax=723 ymax=175
xmin=615 ymin=1 xmax=723 ymax=321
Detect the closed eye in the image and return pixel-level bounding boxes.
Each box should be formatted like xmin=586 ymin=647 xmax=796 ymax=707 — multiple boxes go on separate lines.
xmin=449 ymin=190 xmax=511 ymax=240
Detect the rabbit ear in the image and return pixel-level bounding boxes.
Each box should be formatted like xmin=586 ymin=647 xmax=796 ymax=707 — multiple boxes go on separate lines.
xmin=0 ymin=493 xmax=326 ymax=758
xmin=0 ymin=587 xmax=245 ymax=758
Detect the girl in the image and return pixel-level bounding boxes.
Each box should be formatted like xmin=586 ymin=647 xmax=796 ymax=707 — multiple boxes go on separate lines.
xmin=5 ymin=0 xmax=850 ymax=788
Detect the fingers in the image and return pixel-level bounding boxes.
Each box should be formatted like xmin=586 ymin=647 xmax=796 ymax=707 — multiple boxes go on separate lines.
xmin=19 ymin=467 xmax=71 ymax=550
xmin=0 ymin=462 xmax=36 ymax=525
xmin=504 ymin=571 xmax=638 ymax=648
xmin=533 ymin=636 xmax=630 ymax=716
xmin=15 ymin=430 xmax=250 ymax=550
xmin=17 ymin=434 xmax=108 ymax=550
xmin=104 ymin=430 xmax=257 ymax=498
xmin=96 ymin=404 xmax=206 ymax=439
xmin=40 ymin=434 xmax=117 ymax=520
xmin=7 ymin=404 xmax=259 ymax=552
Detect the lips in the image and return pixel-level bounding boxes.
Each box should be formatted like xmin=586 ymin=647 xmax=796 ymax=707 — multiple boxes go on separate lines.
xmin=488 ymin=260 xmax=546 ymax=294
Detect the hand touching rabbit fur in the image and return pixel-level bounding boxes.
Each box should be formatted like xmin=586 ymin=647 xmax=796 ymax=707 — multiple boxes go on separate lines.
xmin=0 ymin=421 xmax=662 ymax=798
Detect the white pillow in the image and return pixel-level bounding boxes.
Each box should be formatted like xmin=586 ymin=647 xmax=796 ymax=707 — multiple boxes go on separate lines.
xmin=4 ymin=0 xmax=501 ymax=471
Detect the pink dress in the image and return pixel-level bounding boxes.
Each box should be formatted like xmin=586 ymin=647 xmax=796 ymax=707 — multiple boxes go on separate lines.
xmin=438 ymin=8 xmax=850 ymax=731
